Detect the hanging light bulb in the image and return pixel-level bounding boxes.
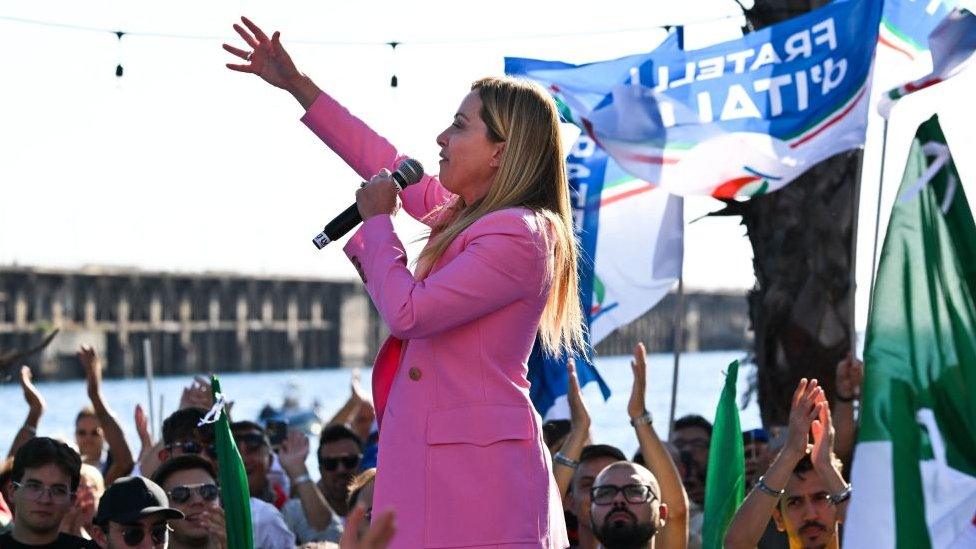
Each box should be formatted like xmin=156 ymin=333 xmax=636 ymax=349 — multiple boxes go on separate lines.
xmin=388 ymin=41 xmax=400 ymax=88
xmin=115 ymin=31 xmax=125 ymax=78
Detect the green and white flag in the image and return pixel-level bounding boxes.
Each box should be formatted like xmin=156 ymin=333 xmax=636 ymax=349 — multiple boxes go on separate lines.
xmin=845 ymin=116 xmax=976 ymax=548
xmin=701 ymin=360 xmax=745 ymax=549
xmin=207 ymin=376 xmax=254 ymax=548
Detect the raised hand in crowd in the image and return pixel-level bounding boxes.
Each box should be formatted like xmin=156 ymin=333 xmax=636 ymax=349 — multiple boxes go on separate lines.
xmin=7 ymin=365 xmax=45 ymax=458
xmin=280 ymin=429 xmax=336 ymax=530
xmin=629 ymin=342 xmax=689 ymax=549
xmin=833 ymin=352 xmax=863 ymax=468
xmin=327 ymin=368 xmax=375 ymax=442
xmin=725 ymin=378 xmax=850 ymax=549
xmin=134 ymin=402 xmax=166 ymax=479
xmin=77 ymin=345 xmax=134 ymax=484
xmin=554 ymin=358 xmax=592 ymax=498
xmin=223 ymin=16 xmax=323 ymax=110
xmin=180 ymin=375 xmax=215 ymax=410
xmin=340 ymin=506 xmax=395 ymax=549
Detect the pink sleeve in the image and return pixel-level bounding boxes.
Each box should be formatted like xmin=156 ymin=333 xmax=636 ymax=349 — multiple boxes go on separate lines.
xmin=301 ymin=92 xmax=454 ymax=225
xmin=342 ymin=210 xmax=548 ymax=340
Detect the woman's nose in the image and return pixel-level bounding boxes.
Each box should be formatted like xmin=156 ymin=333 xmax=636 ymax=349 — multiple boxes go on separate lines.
xmin=436 ymin=130 xmax=447 ymax=148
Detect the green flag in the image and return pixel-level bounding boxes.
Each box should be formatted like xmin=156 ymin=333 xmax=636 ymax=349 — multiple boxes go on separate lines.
xmin=210 ymin=376 xmax=253 ymax=548
xmin=844 ymin=116 xmax=976 ymax=548
xmin=701 ymin=359 xmax=745 ymax=549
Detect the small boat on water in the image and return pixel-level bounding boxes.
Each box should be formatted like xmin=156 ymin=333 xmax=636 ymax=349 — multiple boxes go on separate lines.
xmin=257 ymin=379 xmax=324 ymax=435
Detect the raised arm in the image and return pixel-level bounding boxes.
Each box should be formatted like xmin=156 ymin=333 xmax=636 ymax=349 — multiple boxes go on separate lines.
xmin=223 ymin=16 xmax=451 ymax=223
xmin=554 ymin=358 xmax=591 ymax=499
xmin=344 ymin=208 xmax=548 ymax=340
xmin=279 ymin=430 xmax=336 ymax=531
xmin=326 ymin=369 xmax=368 ymax=429
xmin=78 ymin=345 xmax=134 ymax=484
xmin=833 ymin=353 xmax=862 ymax=470
xmin=629 ymin=343 xmax=688 ymax=549
xmin=725 ymin=379 xmax=820 ymax=549
xmin=8 ymin=366 xmax=44 ymax=458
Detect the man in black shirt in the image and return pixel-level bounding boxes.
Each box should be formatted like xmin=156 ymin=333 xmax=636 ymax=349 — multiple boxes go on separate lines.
xmin=0 ymin=437 xmax=99 ymax=548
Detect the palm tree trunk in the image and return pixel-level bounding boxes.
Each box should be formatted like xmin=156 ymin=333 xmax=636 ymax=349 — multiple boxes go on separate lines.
xmin=735 ymin=0 xmax=859 ymax=426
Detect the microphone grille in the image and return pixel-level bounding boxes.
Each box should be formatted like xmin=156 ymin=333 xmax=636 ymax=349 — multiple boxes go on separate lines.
xmin=396 ymin=158 xmax=425 ymax=187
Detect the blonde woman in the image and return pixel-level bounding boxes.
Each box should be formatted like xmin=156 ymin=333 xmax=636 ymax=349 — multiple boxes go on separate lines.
xmin=226 ymin=17 xmax=581 ymax=548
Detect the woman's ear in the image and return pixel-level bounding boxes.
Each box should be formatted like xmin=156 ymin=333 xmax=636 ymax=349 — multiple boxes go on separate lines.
xmin=489 ymin=142 xmax=507 ymax=168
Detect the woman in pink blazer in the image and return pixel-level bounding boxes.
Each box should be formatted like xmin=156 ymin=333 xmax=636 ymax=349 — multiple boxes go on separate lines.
xmin=226 ymin=18 xmax=580 ymax=548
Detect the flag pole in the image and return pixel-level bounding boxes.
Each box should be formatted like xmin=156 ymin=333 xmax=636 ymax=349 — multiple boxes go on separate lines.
xmin=867 ymin=118 xmax=891 ymax=314
xmin=142 ymin=337 xmax=156 ymax=441
xmin=667 ymin=276 xmax=685 ymax=438
xmin=848 ymin=145 xmax=868 ymax=357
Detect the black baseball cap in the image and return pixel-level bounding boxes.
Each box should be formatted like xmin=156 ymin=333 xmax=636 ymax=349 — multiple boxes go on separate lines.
xmin=94 ymin=476 xmax=185 ymax=525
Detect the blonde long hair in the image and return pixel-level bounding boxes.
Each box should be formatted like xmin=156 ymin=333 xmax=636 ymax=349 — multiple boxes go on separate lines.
xmin=417 ymin=77 xmax=584 ymax=356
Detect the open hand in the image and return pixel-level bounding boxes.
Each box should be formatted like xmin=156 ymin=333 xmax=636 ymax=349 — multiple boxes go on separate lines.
xmin=810 ymin=391 xmax=836 ymax=473
xmin=351 ymin=368 xmax=370 ymax=405
xmin=566 ymin=358 xmax=591 ymax=435
xmin=785 ymin=378 xmax=822 ymax=458
xmin=77 ymin=345 xmax=102 ymax=398
xmin=180 ymin=376 xmax=214 ymax=410
xmin=223 ymin=17 xmax=302 ymax=91
xmin=279 ymin=429 xmax=311 ymax=478
xmin=19 ymin=365 xmax=45 ymax=415
xmin=628 ymin=342 xmax=648 ymax=420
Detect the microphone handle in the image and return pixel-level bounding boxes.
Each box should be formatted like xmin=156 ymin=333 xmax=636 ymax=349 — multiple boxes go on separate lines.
xmin=323 ymin=203 xmax=363 ymax=242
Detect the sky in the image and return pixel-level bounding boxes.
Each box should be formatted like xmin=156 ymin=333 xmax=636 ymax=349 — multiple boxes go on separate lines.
xmin=1 ymin=0 xmax=974 ymax=336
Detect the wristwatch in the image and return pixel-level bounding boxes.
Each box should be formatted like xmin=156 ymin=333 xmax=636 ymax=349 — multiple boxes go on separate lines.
xmin=630 ymin=410 xmax=653 ymax=427
xmin=827 ymin=483 xmax=853 ymax=505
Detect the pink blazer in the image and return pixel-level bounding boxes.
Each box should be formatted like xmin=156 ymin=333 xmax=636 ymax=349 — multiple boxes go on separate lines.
xmin=302 ymin=92 xmax=568 ymax=548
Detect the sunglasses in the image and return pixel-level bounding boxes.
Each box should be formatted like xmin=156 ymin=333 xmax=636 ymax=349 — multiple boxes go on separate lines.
xmin=118 ymin=523 xmax=170 ymax=546
xmin=234 ymin=433 xmax=268 ymax=452
xmin=590 ymin=483 xmax=658 ymax=505
xmin=167 ymin=483 xmax=220 ymax=505
xmin=166 ymin=441 xmax=217 ymax=459
xmin=319 ymin=454 xmax=362 ymax=472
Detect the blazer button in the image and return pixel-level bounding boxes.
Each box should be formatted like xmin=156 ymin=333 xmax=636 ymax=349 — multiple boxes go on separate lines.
xmin=408 ymin=367 xmax=422 ymax=381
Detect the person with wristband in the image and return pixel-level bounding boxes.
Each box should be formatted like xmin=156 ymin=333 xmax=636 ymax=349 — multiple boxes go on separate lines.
xmin=725 ymin=379 xmax=852 ymax=549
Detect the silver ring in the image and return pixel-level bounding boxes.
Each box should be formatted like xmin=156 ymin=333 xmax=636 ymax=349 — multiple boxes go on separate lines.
xmin=360 ymin=181 xmax=368 ymax=188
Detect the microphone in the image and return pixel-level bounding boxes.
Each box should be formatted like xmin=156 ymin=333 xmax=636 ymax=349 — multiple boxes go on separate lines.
xmin=312 ymin=158 xmax=425 ymax=249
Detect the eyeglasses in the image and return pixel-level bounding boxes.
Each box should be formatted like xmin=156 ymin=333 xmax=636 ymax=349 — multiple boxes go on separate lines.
xmin=12 ymin=481 xmax=74 ymax=503
xmin=118 ymin=523 xmax=171 ymax=546
xmin=319 ymin=454 xmax=362 ymax=472
xmin=234 ymin=433 xmax=268 ymax=452
xmin=590 ymin=483 xmax=658 ymax=505
xmin=167 ymin=483 xmax=220 ymax=504
xmin=166 ymin=441 xmax=217 ymax=459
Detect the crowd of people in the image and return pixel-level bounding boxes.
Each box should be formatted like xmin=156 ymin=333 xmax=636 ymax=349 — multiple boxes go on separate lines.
xmin=0 ymin=342 xmax=863 ymax=548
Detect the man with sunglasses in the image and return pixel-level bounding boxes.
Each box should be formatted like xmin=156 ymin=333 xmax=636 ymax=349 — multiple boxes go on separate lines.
xmin=91 ymin=476 xmax=183 ymax=549
xmin=0 ymin=437 xmax=99 ymax=548
xmin=589 ymin=462 xmax=668 ymax=549
xmin=315 ymin=425 xmax=363 ymax=519
xmin=150 ymin=456 xmax=225 ymax=549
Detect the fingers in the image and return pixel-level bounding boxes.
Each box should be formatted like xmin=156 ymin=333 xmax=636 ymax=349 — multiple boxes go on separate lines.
xmin=340 ymin=506 xmax=367 ymax=547
xmin=240 ymin=16 xmax=269 ymax=43
xmin=272 ymin=31 xmax=282 ymax=47
xmin=363 ymin=509 xmax=397 ymax=548
xmin=222 ymin=43 xmax=250 ymax=60
xmin=791 ymin=378 xmax=809 ymax=408
xmin=225 ymin=63 xmax=255 ymax=73
xmin=232 ymin=23 xmax=259 ymax=49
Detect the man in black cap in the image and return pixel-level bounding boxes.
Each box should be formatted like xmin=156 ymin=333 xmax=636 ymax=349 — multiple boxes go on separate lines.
xmin=91 ymin=476 xmax=184 ymax=549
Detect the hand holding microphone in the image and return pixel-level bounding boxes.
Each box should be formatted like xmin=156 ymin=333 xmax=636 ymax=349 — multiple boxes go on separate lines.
xmin=313 ymin=158 xmax=424 ymax=249
xmin=356 ymin=169 xmax=400 ymax=219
